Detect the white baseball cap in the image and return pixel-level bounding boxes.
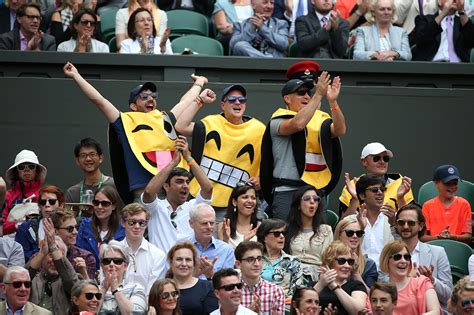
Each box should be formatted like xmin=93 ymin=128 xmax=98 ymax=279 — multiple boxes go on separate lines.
xmin=360 ymin=142 xmax=394 ymax=159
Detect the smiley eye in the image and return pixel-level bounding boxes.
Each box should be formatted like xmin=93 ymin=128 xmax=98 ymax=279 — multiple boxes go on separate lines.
xmin=237 ymin=144 xmax=254 ymax=164
xmin=162 ymin=115 xmax=177 ymax=140
xmin=206 ymin=131 xmax=221 ymax=151
xmin=131 ymin=124 xmax=153 ymax=132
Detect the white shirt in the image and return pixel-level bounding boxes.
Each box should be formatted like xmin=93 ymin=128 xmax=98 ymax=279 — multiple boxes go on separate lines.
xmin=120 ymin=238 xmax=166 ymax=294
xmin=363 ymin=212 xmax=392 ymax=269
xmin=287 ymin=0 xmax=310 ymax=36
xmin=57 ymin=38 xmax=110 ymax=53
xmin=210 ymin=305 xmax=257 ymax=315
xmin=433 ymin=14 xmax=461 ymax=62
xmin=469 ymin=254 xmax=474 ymax=281
xmin=411 ymin=241 xmax=421 ymax=266
xmin=141 ymin=191 xmax=211 ymax=253
xmin=120 ymin=37 xmax=173 ymax=55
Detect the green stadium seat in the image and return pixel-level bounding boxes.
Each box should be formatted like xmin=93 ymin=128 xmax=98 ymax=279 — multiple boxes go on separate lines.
xmin=288 ymin=42 xmax=300 ymax=57
xmin=100 ymin=9 xmax=118 ymax=43
xmin=109 ymin=36 xmax=117 ymax=53
xmin=167 ymin=10 xmax=209 ymax=40
xmin=427 ymin=239 xmax=473 ymax=279
xmin=418 ymin=179 xmax=474 ymax=207
xmin=326 ymin=209 xmax=339 ymax=230
xmin=171 ymin=35 xmax=223 ymax=56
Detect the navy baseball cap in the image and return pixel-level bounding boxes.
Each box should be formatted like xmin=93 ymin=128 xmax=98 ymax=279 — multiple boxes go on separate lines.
xmin=281 ymin=79 xmax=313 ymax=96
xmin=129 ymin=82 xmax=157 ymax=104
xmin=433 ymin=165 xmax=461 ymax=183
xmin=221 ymin=84 xmax=246 ymax=101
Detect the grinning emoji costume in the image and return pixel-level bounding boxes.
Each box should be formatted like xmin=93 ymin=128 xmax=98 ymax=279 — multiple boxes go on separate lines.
xmin=190 ymin=114 xmax=265 ymax=208
xmin=260 ymin=108 xmax=342 ymax=204
xmin=109 ymin=110 xmax=186 ymax=204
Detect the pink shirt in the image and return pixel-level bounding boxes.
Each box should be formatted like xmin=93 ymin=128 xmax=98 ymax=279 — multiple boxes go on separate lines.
xmin=394 ymin=276 xmax=434 ymax=315
xmin=19 ymin=30 xmax=28 ymax=51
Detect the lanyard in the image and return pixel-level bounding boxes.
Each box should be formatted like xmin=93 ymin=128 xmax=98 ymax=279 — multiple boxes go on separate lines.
xmin=79 ymin=174 xmax=104 ymax=203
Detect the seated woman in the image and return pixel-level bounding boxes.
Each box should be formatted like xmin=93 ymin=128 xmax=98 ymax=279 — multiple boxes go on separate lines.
xmin=290 ymin=287 xmax=322 ymax=315
xmin=119 ymin=8 xmax=172 ymax=54
xmin=257 ymin=219 xmax=304 ymax=299
xmin=315 ymin=241 xmax=368 ymax=315
xmin=99 ymin=240 xmax=147 ymax=314
xmin=334 ymin=215 xmax=378 ymax=288
xmin=284 ymin=185 xmax=333 ymax=282
xmin=166 ymin=242 xmax=218 ymax=315
xmin=380 ymin=240 xmax=440 ymax=315
xmin=353 ymin=0 xmax=411 ymax=61
xmin=71 ymin=280 xmax=102 ymax=314
xmin=217 ymin=183 xmax=259 ymax=249
xmin=148 ymin=279 xmax=182 ymax=315
xmin=58 ymin=8 xmax=109 ymax=52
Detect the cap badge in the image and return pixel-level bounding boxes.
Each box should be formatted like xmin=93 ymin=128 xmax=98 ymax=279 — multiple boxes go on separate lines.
xmin=448 ymin=167 xmax=455 ymax=174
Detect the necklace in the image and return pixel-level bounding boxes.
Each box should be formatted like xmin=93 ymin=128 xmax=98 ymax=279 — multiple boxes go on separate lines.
xmin=79 ymin=173 xmax=104 ymax=203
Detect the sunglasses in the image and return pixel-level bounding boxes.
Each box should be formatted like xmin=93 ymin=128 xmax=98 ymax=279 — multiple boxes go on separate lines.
xmin=241 ymin=256 xmax=264 ymax=264
xmin=92 ymin=199 xmax=112 ymax=207
xmin=372 ymin=155 xmax=390 ymax=163
xmin=123 ymin=218 xmax=148 ymax=227
xmin=84 ymin=292 xmax=102 ymax=300
xmin=219 ymin=283 xmax=243 ymax=291
xmin=335 ymin=257 xmax=355 ymax=266
xmin=137 ymin=92 xmax=158 ymax=100
xmin=161 ymin=290 xmax=179 ymax=299
xmin=38 ymin=198 xmax=57 ymax=206
xmin=101 ymin=257 xmax=125 ymax=265
xmin=226 ymin=96 xmax=247 ymax=103
xmin=170 ymin=211 xmax=178 ymax=229
xmin=57 ymin=224 xmax=79 ymax=233
xmin=302 ymin=195 xmax=321 ymax=202
xmin=5 ymin=281 xmax=32 ymax=288
xmin=365 ymin=186 xmax=387 ymax=194
xmin=344 ymin=230 xmax=365 ymax=238
xmin=268 ymin=231 xmax=285 ymax=237
xmin=17 ymin=164 xmax=36 ymax=171
xmin=236 ymin=181 xmax=255 ymax=188
xmin=296 ymin=89 xmax=313 ymax=97
xmin=391 ymin=253 xmax=411 ymax=261
xmin=79 ymin=19 xmax=96 ymax=26
xmin=396 ymin=219 xmax=417 ymax=227
xmin=461 ymin=299 xmax=474 ymax=308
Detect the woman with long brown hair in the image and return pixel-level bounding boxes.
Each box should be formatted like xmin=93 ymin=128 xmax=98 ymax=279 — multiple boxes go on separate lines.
xmin=148 ymin=279 xmax=182 ymax=315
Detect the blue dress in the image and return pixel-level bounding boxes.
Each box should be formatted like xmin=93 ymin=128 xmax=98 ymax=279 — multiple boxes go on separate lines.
xmin=179 ymin=279 xmax=219 ymax=315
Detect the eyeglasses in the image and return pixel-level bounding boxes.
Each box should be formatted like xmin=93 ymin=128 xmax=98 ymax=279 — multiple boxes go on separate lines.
xmin=161 ymin=290 xmax=179 ymax=299
xmin=57 ymin=224 xmax=79 ymax=233
xmin=396 ymin=219 xmax=417 ymax=227
xmin=170 ymin=211 xmax=177 ymax=229
xmin=268 ymin=231 xmax=285 ymax=238
xmin=24 ymin=14 xmax=41 ymax=20
xmin=5 ymin=281 xmax=32 ymax=288
xmin=365 ymin=186 xmax=387 ymax=194
xmin=296 ymin=89 xmax=313 ymax=97
xmin=225 ymin=96 xmax=247 ymax=103
xmin=79 ymin=19 xmax=96 ymax=26
xmin=335 ymin=257 xmax=355 ymax=266
xmin=92 ymin=199 xmax=112 ymax=207
xmin=343 ymin=230 xmax=365 ymax=238
xmin=84 ymin=292 xmax=102 ymax=300
xmin=101 ymin=257 xmax=125 ymax=265
xmin=302 ymin=195 xmax=321 ymax=202
xmin=219 ymin=283 xmax=243 ymax=291
xmin=391 ymin=253 xmax=411 ymax=261
xmin=17 ymin=164 xmax=36 ymax=171
xmin=123 ymin=218 xmax=148 ymax=227
xmin=38 ymin=198 xmax=57 ymax=206
xmin=241 ymin=256 xmax=264 ymax=264
xmin=78 ymin=152 xmax=99 ymax=159
xmin=461 ymin=299 xmax=474 ymax=308
xmin=137 ymin=92 xmax=158 ymax=100
xmin=372 ymin=155 xmax=390 ymax=163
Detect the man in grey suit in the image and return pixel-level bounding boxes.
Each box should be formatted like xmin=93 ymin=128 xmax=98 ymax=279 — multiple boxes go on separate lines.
xmin=230 ymin=0 xmax=289 ymax=57
xmin=395 ymin=203 xmax=453 ymax=313
xmin=0 ymin=3 xmax=55 ymax=51
xmin=0 ymin=266 xmax=52 ymax=315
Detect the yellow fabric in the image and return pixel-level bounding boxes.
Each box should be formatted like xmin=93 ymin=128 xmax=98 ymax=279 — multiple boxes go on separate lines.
xmin=189 ymin=114 xmax=265 ymax=207
xmin=271 ymin=108 xmax=333 ymax=189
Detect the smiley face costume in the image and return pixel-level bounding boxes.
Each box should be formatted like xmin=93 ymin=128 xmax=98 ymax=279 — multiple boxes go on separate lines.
xmin=190 ymin=113 xmax=265 ymax=208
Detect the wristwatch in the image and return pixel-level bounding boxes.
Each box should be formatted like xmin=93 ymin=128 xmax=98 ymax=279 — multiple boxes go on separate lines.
xmin=49 ymin=244 xmax=59 ymax=253
xmin=459 ymin=11 xmax=466 ymax=15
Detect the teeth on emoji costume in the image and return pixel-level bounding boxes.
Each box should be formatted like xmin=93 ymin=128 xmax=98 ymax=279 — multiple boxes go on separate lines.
xmin=190 ymin=113 xmax=265 ymax=208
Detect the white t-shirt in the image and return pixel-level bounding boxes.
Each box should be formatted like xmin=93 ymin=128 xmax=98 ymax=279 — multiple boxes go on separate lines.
xmin=211 ymin=305 xmax=257 ymax=315
xmin=120 ymin=37 xmax=173 ymax=54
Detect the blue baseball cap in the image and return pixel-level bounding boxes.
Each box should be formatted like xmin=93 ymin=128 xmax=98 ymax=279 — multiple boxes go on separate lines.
xmin=129 ymin=82 xmax=157 ymax=104
xmin=433 ymin=165 xmax=461 ymax=183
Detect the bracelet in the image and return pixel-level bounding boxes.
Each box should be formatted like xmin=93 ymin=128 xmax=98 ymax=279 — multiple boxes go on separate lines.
xmin=187 ymin=157 xmax=195 ymax=166
xmin=195 ymin=96 xmax=203 ymax=107
xmin=111 ymin=289 xmax=119 ymax=295
xmin=330 ymin=284 xmax=341 ymax=291
xmin=49 ymin=244 xmax=59 ymax=253
xmin=355 ymin=9 xmax=362 ymax=16
xmin=459 ymin=11 xmax=466 ymax=15
xmin=330 ymin=104 xmax=340 ymax=113
xmin=193 ymin=83 xmax=203 ymax=88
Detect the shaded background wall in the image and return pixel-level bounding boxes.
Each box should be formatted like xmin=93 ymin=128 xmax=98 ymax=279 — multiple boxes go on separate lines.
xmin=1 ymin=52 xmax=473 ymax=210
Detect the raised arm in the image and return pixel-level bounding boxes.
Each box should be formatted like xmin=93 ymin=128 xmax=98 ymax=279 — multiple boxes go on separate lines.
xmin=175 ymin=88 xmax=217 ymax=136
xmin=326 ymin=76 xmax=347 ymax=138
xmin=170 ymin=74 xmax=209 ymax=120
xmin=63 ymin=62 xmax=120 ymax=123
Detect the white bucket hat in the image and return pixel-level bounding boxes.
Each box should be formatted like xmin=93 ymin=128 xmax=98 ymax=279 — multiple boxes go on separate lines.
xmin=5 ymin=150 xmax=47 ymax=184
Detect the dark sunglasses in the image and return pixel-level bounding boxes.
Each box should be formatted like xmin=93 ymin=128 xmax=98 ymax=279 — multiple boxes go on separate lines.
xmin=38 ymin=198 xmax=57 ymax=206
xmin=84 ymin=292 xmax=102 ymax=300
xmin=365 ymin=186 xmax=387 ymax=194
xmin=296 ymin=89 xmax=313 ymax=97
xmin=17 ymin=164 xmax=36 ymax=171
xmin=92 ymin=199 xmax=112 ymax=207
xmin=344 ymin=230 xmax=365 ymax=238
xmin=101 ymin=258 xmax=125 ymax=265
xmin=391 ymin=254 xmax=411 ymax=261
xmin=5 ymin=281 xmax=32 ymax=288
xmin=396 ymin=219 xmax=417 ymax=227
xmin=335 ymin=257 xmax=355 ymax=266
xmin=461 ymin=299 xmax=474 ymax=308
xmin=219 ymin=283 xmax=243 ymax=291
xmin=268 ymin=231 xmax=285 ymax=237
xmin=161 ymin=290 xmax=179 ymax=299
xmin=372 ymin=155 xmax=390 ymax=163
xmin=57 ymin=224 xmax=79 ymax=233
xmin=123 ymin=218 xmax=148 ymax=227
xmin=226 ymin=96 xmax=247 ymax=103
xmin=79 ymin=19 xmax=96 ymax=26
xmin=302 ymin=195 xmax=321 ymax=202
xmin=170 ymin=211 xmax=178 ymax=229
xmin=137 ymin=92 xmax=158 ymax=100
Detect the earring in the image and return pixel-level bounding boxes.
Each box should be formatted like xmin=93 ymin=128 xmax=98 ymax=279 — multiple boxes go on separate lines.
xmin=233 ymin=206 xmax=237 ymax=212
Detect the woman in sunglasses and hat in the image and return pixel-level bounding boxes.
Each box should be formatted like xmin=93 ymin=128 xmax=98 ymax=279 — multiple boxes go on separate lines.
xmin=3 ymin=150 xmax=47 ymax=235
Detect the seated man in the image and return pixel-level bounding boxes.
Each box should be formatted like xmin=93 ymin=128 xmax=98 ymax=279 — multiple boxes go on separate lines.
xmin=295 ymin=0 xmax=349 ymax=58
xmin=420 ymin=164 xmax=472 ymax=244
xmin=0 ymin=4 xmax=55 ymax=50
xmin=413 ymin=0 xmax=474 ymax=62
xmin=0 ymin=0 xmax=27 ymax=34
xmin=0 ymin=266 xmax=52 ymax=315
xmin=230 ymin=0 xmax=289 ymax=58
xmin=448 ymin=278 xmax=474 ymax=315
xmin=235 ymin=241 xmax=284 ymax=314
xmin=369 ymin=281 xmax=398 ymax=315
xmin=273 ymin=0 xmax=312 ymax=37
xmin=212 ymin=268 xmax=257 ymax=315
xmin=340 ymin=142 xmax=413 ymax=218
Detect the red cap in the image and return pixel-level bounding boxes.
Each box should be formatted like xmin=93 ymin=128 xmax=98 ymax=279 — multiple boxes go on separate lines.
xmin=285 ymin=61 xmax=320 ymax=81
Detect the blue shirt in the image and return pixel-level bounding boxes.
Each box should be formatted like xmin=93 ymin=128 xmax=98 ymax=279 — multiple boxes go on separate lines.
xmin=192 ymin=236 xmax=235 ymax=280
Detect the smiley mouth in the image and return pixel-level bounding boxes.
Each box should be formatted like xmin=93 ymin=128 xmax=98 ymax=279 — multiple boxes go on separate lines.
xmin=201 ymin=155 xmax=250 ymax=188
xmin=143 ymin=150 xmax=175 ymax=168
xmin=305 ymin=152 xmax=327 ymax=172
